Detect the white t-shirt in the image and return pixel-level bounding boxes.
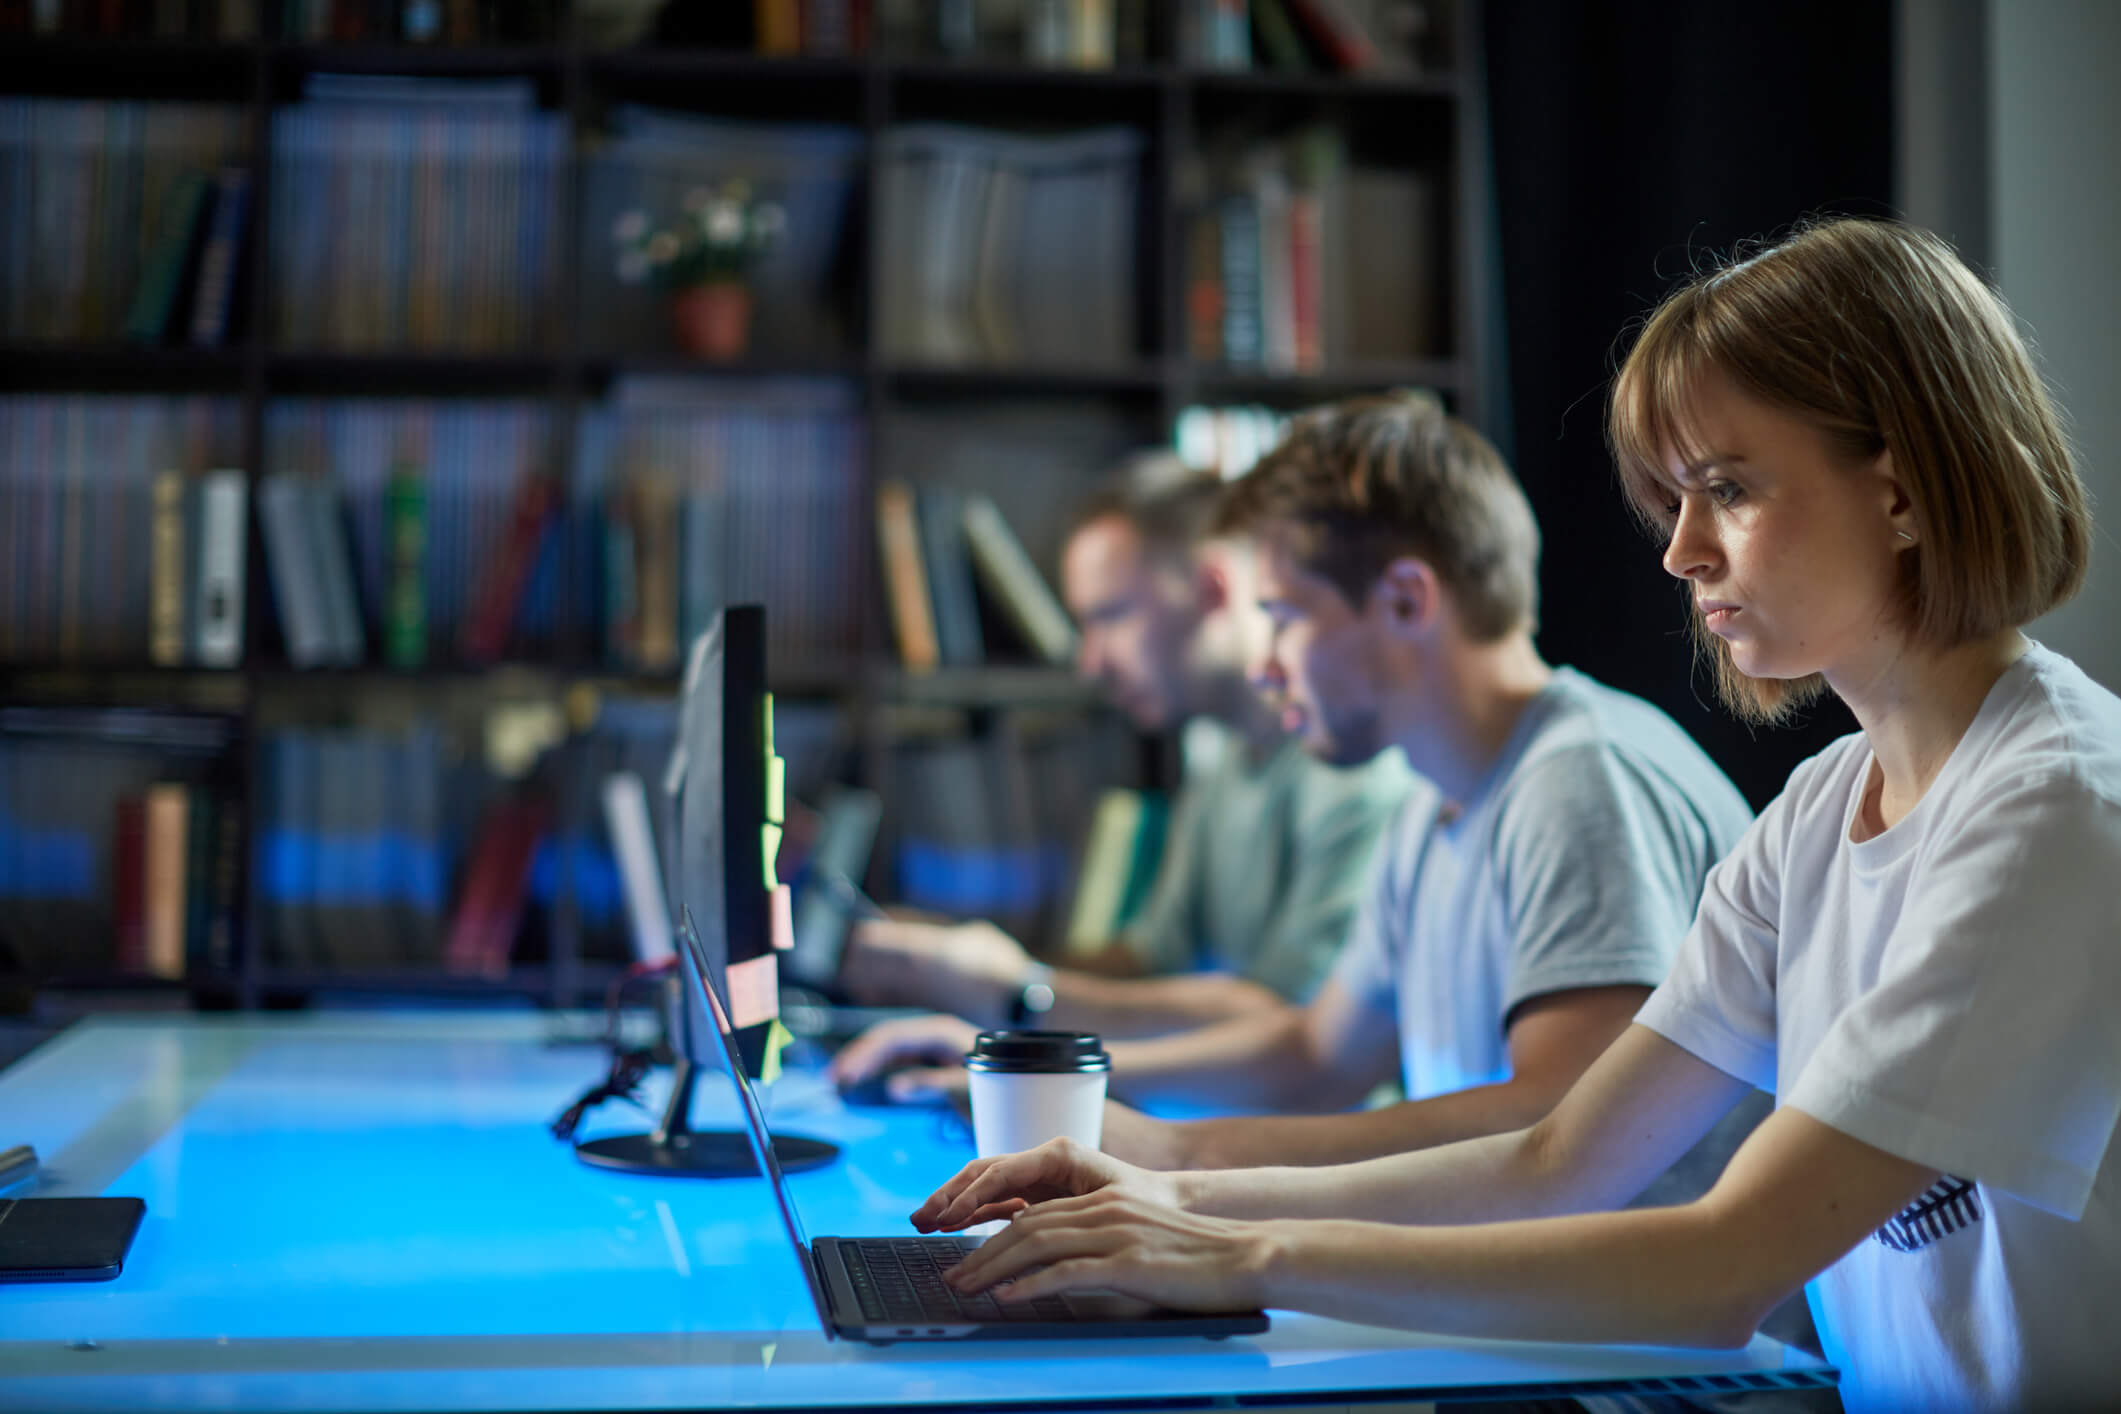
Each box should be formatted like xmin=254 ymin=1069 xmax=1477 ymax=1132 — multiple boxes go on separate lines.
xmin=1637 ymin=643 xmax=2121 ymax=1414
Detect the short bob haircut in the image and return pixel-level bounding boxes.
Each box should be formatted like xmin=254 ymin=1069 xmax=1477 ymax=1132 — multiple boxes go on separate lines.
xmin=1609 ymin=217 xmax=2090 ymax=725
xmin=1216 ymin=390 xmax=1540 ymax=642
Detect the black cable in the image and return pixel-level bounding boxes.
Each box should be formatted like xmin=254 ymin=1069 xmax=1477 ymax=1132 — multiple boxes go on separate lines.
xmin=550 ymin=957 xmax=678 ymax=1142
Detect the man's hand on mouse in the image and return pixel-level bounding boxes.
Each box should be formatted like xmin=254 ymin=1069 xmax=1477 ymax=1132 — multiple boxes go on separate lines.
xmin=838 ymin=918 xmax=1037 ymax=1028
xmin=828 ymin=1013 xmax=980 ymax=1102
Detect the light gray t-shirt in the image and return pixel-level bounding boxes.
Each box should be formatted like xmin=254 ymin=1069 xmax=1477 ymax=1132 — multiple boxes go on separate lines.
xmin=1331 ymin=667 xmax=1753 ymax=1106
xmin=1124 ymin=718 xmax=1411 ymax=1002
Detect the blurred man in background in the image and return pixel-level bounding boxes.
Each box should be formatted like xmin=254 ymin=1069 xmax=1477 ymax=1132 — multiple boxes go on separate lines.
xmin=833 ymin=456 xmax=1411 ymax=1087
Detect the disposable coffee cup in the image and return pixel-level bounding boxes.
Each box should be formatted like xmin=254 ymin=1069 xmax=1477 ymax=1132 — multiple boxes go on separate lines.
xmin=963 ymin=1030 xmax=1110 ymax=1159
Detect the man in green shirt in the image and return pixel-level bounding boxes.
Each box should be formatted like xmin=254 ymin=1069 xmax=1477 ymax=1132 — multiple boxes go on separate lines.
xmin=834 ymin=458 xmax=1410 ymax=1088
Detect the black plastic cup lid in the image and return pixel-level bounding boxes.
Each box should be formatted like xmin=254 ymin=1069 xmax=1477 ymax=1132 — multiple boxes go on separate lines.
xmin=963 ymin=1030 xmax=1110 ymax=1074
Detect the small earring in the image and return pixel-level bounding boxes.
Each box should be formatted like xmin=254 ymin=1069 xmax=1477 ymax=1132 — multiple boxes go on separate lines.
xmin=1895 ymin=530 xmax=1916 ymax=542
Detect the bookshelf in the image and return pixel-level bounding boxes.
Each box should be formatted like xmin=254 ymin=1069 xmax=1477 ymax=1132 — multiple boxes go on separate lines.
xmin=0 ymin=1 xmax=1493 ymax=1011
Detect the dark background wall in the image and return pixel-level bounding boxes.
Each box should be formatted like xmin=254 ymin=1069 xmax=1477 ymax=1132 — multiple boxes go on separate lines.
xmin=1484 ymin=0 xmax=1896 ymax=808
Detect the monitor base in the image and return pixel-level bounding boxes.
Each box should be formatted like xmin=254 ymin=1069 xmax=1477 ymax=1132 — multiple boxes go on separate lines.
xmin=575 ymin=1130 xmax=839 ymax=1177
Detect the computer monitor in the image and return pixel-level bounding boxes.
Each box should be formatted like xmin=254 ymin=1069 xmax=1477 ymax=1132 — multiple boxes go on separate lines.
xmin=672 ymin=603 xmax=777 ymax=1078
xmin=573 ymin=604 xmax=838 ymax=1178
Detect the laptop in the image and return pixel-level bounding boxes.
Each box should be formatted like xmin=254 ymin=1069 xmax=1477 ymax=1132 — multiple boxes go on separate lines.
xmin=674 ymin=909 xmax=1270 ymax=1346
xmin=784 ymin=785 xmax=883 ymax=996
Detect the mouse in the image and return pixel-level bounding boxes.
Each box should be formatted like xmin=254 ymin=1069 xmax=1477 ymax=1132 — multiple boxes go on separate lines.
xmin=835 ymin=1065 xmax=954 ymax=1109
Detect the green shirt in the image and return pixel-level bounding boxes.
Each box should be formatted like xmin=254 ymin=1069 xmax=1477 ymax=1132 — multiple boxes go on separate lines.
xmin=1122 ymin=718 xmax=1412 ymax=1001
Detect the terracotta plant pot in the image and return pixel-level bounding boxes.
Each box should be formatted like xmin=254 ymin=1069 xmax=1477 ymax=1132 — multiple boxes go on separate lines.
xmin=669 ymin=282 xmax=753 ymax=361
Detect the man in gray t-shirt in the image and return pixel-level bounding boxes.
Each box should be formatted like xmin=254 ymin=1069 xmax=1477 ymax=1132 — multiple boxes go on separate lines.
xmin=1088 ymin=393 xmax=1758 ymax=1193
xmin=1337 ymin=668 xmax=1749 ymax=1112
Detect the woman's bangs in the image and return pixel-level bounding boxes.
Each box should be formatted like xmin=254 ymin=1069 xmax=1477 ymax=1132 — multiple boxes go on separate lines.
xmin=1611 ymin=306 xmax=1719 ymax=533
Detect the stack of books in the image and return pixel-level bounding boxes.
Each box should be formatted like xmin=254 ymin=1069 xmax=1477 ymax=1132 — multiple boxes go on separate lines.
xmin=0 ymin=99 xmax=248 ymax=343
xmin=263 ymin=397 xmax=560 ymax=666
xmin=877 ymin=124 xmax=1143 ymax=369
xmin=1181 ymin=126 xmax=1437 ymax=370
xmin=268 ymin=75 xmax=564 ymax=353
xmin=0 ymin=395 xmax=247 ymax=666
xmin=577 ymin=376 xmax=866 ymax=676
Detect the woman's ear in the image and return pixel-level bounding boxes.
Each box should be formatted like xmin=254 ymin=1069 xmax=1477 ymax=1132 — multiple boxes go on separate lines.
xmin=1876 ymin=449 xmax=1919 ymax=548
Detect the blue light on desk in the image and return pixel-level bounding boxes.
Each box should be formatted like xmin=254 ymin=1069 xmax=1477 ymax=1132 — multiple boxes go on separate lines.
xmin=0 ymin=1015 xmax=1835 ymax=1413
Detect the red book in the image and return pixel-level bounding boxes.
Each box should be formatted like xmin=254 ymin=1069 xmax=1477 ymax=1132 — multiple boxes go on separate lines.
xmin=112 ymin=795 xmax=147 ymax=972
xmin=1281 ymin=0 xmax=1377 ymax=71
xmin=459 ymin=476 xmax=559 ymax=664
xmin=1288 ymin=189 xmax=1324 ymax=371
xmin=443 ymin=798 xmax=550 ymax=978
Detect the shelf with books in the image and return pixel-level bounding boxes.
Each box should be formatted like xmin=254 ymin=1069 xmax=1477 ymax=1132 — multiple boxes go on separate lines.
xmin=0 ymin=0 xmax=1491 ymax=1009
xmin=583 ymin=46 xmax=869 ymax=84
xmin=263 ymin=349 xmax=565 ymax=394
xmin=873 ymin=664 xmax=1099 ymax=710
xmin=267 ymin=41 xmax=566 ymax=80
xmin=251 ymin=962 xmax=626 ymax=1001
xmin=580 ymin=49 xmax=868 ymax=123
xmin=1184 ymin=66 xmax=1460 ymax=101
xmin=586 ymin=352 xmax=869 ymax=386
xmin=882 ymin=361 xmax=1168 ymax=400
xmin=0 ymin=342 xmax=252 ymax=392
xmin=0 ymin=35 xmax=259 ymax=99
xmin=882 ymin=56 xmax=1170 ymax=95
xmin=1186 ymin=357 xmax=1469 ymax=404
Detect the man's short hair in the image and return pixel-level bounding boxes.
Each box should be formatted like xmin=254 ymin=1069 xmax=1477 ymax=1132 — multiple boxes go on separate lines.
xmin=1215 ymin=391 xmax=1541 ymax=640
xmin=1067 ymin=451 xmax=1227 ymax=559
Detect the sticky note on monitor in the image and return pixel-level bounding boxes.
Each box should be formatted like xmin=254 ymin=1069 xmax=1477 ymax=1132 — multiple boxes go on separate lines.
xmin=761 ymin=822 xmax=782 ymax=891
xmin=726 ymin=952 xmax=779 ymax=1031
xmin=770 ymin=882 xmax=794 ymax=952
xmin=765 ymin=753 xmax=785 ymax=825
xmin=760 ymin=1018 xmax=794 ymax=1086
xmin=761 ymin=692 xmax=775 ymax=755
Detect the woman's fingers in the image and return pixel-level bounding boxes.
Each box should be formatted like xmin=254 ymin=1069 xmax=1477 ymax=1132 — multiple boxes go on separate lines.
xmin=992 ymin=1256 xmax=1123 ymax=1305
xmin=917 ymin=1140 xmax=1081 ymax=1230
xmin=909 ymin=1154 xmax=1006 ymax=1229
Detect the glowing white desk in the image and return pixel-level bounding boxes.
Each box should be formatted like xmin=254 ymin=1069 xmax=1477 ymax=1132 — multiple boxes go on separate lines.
xmin=0 ymin=1013 xmax=1834 ymax=1411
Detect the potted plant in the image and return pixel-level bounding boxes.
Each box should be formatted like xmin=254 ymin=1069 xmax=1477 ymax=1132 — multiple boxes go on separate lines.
xmin=613 ymin=181 xmax=786 ymax=361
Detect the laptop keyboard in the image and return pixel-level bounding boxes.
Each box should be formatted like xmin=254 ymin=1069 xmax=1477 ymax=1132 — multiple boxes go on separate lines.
xmin=840 ymin=1239 xmax=1078 ymax=1325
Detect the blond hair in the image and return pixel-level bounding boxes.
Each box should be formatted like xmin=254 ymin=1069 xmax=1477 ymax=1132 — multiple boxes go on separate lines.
xmin=1609 ymin=218 xmax=2090 ymax=723
xmin=1215 ymin=390 xmax=1540 ymax=641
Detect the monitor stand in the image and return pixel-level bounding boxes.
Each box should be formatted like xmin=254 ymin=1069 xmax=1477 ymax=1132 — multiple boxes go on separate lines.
xmin=573 ymin=974 xmax=839 ymax=1178
xmin=574 ymin=1054 xmax=838 ymax=1177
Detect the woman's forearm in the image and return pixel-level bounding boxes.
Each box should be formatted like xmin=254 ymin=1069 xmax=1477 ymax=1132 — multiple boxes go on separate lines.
xmin=1256 ymin=1205 xmax=1776 ymax=1349
xmin=1179 ymin=1126 xmax=1589 ymax=1225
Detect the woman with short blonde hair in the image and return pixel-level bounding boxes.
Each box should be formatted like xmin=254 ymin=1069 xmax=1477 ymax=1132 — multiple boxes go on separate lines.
xmin=904 ymin=218 xmax=2121 ymax=1414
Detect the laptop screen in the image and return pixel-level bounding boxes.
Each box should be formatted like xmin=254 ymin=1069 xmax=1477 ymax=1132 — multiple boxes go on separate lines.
xmin=675 ymin=907 xmax=835 ymax=1334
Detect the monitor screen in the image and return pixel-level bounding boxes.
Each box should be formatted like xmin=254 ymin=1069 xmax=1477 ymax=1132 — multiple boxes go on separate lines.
xmin=672 ymin=604 xmax=782 ymax=1077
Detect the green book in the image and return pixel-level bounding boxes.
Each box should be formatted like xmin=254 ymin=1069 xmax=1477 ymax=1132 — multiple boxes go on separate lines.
xmin=1251 ymin=0 xmax=1314 ymax=70
xmin=121 ymin=171 xmax=210 ymax=345
xmin=384 ymin=465 xmax=427 ymax=668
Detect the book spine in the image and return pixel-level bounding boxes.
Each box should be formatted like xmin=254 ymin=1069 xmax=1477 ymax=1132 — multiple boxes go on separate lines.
xmin=112 ymin=794 xmax=147 ymax=972
xmin=1218 ymin=191 xmax=1262 ymax=365
xmin=187 ymin=164 xmax=250 ymax=348
xmin=149 ymin=468 xmax=187 ymax=665
xmin=459 ymin=474 xmax=557 ymax=664
xmin=383 ymin=464 xmax=426 ymax=668
xmin=142 ymin=780 xmax=189 ymax=979
xmin=192 ymin=469 xmax=246 ymax=667
xmin=875 ymin=479 xmax=939 ymax=673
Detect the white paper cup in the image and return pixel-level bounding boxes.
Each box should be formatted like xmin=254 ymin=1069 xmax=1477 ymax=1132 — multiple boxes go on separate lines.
xmin=963 ymin=1030 xmax=1111 ymax=1159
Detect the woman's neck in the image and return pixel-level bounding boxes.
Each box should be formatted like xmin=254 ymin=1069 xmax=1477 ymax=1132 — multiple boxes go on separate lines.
xmin=1838 ymin=629 xmax=2030 ymax=836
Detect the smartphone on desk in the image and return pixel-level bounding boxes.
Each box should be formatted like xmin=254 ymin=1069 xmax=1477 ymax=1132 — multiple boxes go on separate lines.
xmin=0 ymin=1197 xmax=146 ymax=1282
